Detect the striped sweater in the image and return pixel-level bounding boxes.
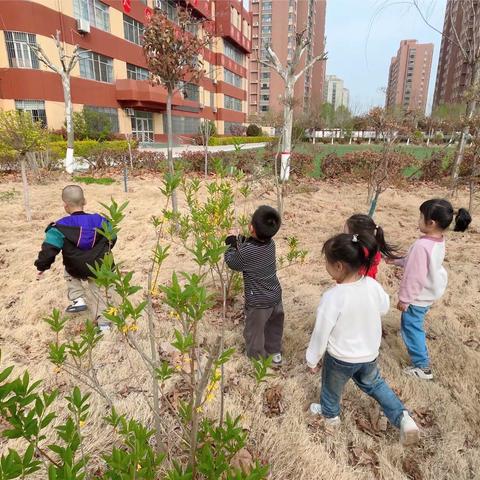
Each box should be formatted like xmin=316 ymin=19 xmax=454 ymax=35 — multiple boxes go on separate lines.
xmin=224 ymin=235 xmax=282 ymax=308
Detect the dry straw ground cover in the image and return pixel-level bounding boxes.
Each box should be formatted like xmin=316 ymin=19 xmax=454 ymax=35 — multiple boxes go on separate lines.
xmin=0 ymin=175 xmax=479 ymax=479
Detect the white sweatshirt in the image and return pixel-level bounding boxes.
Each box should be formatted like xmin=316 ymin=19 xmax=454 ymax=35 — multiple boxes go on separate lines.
xmin=306 ymin=277 xmax=390 ymax=367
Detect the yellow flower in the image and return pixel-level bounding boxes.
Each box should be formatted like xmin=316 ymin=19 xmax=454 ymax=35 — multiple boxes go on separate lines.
xmin=137 ymin=464 xmax=141 ymax=471
xmin=79 ymin=420 xmax=86 ymax=428
xmin=175 ymin=365 xmax=182 ymax=371
xmin=195 ymin=406 xmax=203 ymax=413
xmin=121 ymin=325 xmax=129 ymax=335
xmin=168 ymin=310 xmax=180 ymax=319
xmin=106 ymin=306 xmax=118 ymax=316
xmin=150 ymin=287 xmax=160 ymax=297
xmin=206 ymin=393 xmax=215 ymax=403
xmin=129 ymin=323 xmax=138 ymax=332
xmin=54 ymin=367 xmax=61 ymax=375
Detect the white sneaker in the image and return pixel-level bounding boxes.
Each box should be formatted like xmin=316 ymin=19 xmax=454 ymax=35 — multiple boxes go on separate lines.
xmin=65 ymin=297 xmax=87 ymax=313
xmin=99 ymin=324 xmax=111 ymax=333
xmin=309 ymin=403 xmax=341 ymax=425
xmin=399 ymin=411 xmax=420 ymax=446
xmin=403 ymin=366 xmax=433 ymax=380
xmin=271 ymin=353 xmax=282 ymax=366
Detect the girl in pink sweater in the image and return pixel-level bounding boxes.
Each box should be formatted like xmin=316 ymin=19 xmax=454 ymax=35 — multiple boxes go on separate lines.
xmin=390 ymin=199 xmax=471 ymax=380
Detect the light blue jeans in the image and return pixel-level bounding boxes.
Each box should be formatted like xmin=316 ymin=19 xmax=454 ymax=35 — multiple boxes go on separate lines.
xmin=320 ymin=352 xmax=405 ymax=428
xmin=401 ymin=305 xmax=431 ymax=369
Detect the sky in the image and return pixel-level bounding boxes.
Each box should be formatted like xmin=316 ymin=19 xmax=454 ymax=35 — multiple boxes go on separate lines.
xmin=325 ymin=0 xmax=448 ymax=113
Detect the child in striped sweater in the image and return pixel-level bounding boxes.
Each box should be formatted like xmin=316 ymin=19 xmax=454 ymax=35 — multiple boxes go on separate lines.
xmin=224 ymin=206 xmax=284 ymax=366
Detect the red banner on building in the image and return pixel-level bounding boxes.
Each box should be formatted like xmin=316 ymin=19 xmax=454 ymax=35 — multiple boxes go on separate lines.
xmin=122 ymin=0 xmax=131 ymax=13
xmin=145 ymin=6 xmax=152 ymax=21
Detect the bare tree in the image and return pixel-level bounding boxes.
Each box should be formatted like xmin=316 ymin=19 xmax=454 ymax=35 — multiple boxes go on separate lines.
xmin=143 ymin=7 xmax=212 ymax=215
xmin=403 ymin=0 xmax=480 ymax=191
xmin=261 ymin=30 xmax=327 ymax=182
xmin=29 ymin=30 xmax=81 ymax=174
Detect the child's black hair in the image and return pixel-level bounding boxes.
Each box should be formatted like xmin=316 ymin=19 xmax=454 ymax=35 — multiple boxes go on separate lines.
xmin=251 ymin=205 xmax=281 ymax=241
xmin=454 ymin=208 xmax=472 ymax=232
xmin=346 ymin=214 xmax=401 ymax=259
xmin=322 ymin=233 xmax=378 ymax=273
xmin=420 ymin=199 xmax=471 ymax=232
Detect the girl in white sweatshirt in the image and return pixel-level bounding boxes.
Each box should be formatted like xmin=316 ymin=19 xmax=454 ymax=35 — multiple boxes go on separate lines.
xmin=306 ymin=233 xmax=420 ymax=446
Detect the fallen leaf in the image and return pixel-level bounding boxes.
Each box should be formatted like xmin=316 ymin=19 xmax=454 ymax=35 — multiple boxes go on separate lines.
xmin=263 ymin=384 xmax=285 ymax=417
xmin=231 ymin=448 xmax=253 ymax=472
xmin=369 ymin=406 xmax=388 ymax=432
xmin=354 ymin=414 xmax=381 ymax=438
xmin=413 ymin=408 xmax=435 ymax=429
xmin=348 ymin=443 xmax=380 ymax=478
xmin=402 ymin=456 xmax=423 ymax=480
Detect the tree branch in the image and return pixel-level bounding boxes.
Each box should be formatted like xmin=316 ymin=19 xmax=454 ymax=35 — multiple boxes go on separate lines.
xmin=294 ymin=52 xmax=328 ymax=83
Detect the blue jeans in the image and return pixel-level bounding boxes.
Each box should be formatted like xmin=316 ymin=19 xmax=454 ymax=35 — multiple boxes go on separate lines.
xmin=401 ymin=305 xmax=430 ymax=369
xmin=320 ymin=352 xmax=405 ymax=428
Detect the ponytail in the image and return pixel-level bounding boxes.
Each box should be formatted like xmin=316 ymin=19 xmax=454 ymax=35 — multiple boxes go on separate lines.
xmin=346 ymin=214 xmax=400 ymax=259
xmin=454 ymin=208 xmax=472 ymax=232
xmin=323 ymin=233 xmax=378 ymax=273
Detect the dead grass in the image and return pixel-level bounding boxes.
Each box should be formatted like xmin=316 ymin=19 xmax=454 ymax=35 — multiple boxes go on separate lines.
xmin=0 ymin=174 xmax=479 ymax=479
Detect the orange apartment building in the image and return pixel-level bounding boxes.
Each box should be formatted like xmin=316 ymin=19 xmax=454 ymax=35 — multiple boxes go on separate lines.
xmin=0 ymin=0 xmax=252 ymax=142
xmin=248 ymin=0 xmax=326 ymax=116
xmin=385 ymin=39 xmax=433 ymax=114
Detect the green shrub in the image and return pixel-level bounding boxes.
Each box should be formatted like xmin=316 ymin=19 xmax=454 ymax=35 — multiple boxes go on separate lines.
xmin=72 ymin=176 xmax=116 ymax=185
xmin=49 ymin=140 xmax=133 ymax=158
xmin=246 ymin=124 xmax=262 ymax=137
xmin=209 ymin=136 xmax=274 ymax=146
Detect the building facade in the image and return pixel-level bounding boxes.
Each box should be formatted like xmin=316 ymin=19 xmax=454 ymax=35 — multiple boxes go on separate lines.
xmin=385 ymin=39 xmax=433 ymax=114
xmin=248 ymin=0 xmax=326 ymax=116
xmin=433 ymin=0 xmax=479 ymax=107
xmin=323 ymin=75 xmax=349 ymax=110
xmin=0 ymin=0 xmax=252 ymax=141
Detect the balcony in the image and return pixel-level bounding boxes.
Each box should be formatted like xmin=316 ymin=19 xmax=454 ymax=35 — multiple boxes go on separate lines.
xmin=215 ymin=0 xmax=252 ymax=53
xmin=115 ymin=79 xmax=201 ymax=112
xmin=186 ymin=0 xmax=211 ymax=19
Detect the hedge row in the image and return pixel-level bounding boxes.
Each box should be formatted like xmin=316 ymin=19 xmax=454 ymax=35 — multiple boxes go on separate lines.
xmin=49 ymin=140 xmax=133 ymax=158
xmin=208 ymin=136 xmax=275 ymax=146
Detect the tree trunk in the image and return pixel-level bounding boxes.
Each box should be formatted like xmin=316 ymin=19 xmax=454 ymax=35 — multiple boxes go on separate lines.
xmin=62 ymin=73 xmax=75 ymax=174
xmin=280 ymin=81 xmax=294 ymax=182
xmin=20 ymin=158 xmax=32 ymax=222
xmin=469 ymin=180 xmax=475 ymax=212
xmin=451 ymin=62 xmax=480 ymax=191
xmin=166 ymin=89 xmax=178 ymax=214
xmin=368 ymin=188 xmax=380 ymax=217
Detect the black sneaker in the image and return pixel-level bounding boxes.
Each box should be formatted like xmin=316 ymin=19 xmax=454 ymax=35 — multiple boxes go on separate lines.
xmin=65 ymin=297 xmax=87 ymax=313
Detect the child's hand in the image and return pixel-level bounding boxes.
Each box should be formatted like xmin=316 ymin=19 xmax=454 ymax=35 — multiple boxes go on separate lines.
xmin=227 ymin=228 xmax=239 ymax=236
xmin=308 ymin=364 xmax=320 ymax=374
xmin=36 ymin=271 xmax=44 ymax=281
xmin=396 ymin=301 xmax=409 ymax=312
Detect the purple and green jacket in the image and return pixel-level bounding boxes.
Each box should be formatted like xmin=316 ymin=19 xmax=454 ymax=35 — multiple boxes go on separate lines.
xmin=34 ymin=212 xmax=116 ymax=280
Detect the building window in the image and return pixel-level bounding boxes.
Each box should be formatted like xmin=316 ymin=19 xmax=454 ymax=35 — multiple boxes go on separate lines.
xmin=79 ymin=50 xmax=113 ymax=83
xmin=163 ymin=115 xmax=200 ymax=134
xmin=261 ymin=14 xmax=272 ymax=23
xmin=84 ymin=106 xmax=119 ymax=132
xmin=15 ymin=100 xmax=46 ymax=126
xmin=156 ymin=0 xmax=177 ymax=22
xmin=124 ymin=14 xmax=144 ymax=45
xmin=5 ymin=31 xmax=39 ymax=69
xmin=180 ymin=82 xmax=200 ymax=102
xmin=127 ymin=63 xmax=149 ymax=80
xmin=261 ymin=26 xmax=272 ymax=34
xmin=73 ymin=0 xmax=110 ymax=32
xmin=224 ymin=69 xmax=242 ymax=88
xmin=224 ymin=95 xmax=242 ymax=111
xmin=224 ymin=121 xmax=243 ymax=134
xmin=260 ymin=105 xmax=269 ymax=112
xmin=224 ymin=40 xmax=245 ymax=66
xmin=262 ymin=1 xmax=272 ymax=11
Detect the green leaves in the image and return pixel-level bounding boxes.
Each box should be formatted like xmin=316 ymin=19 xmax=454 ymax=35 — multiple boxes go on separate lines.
xmin=44 ymin=309 xmax=68 ymax=334
xmin=249 ymin=356 xmax=274 ymax=385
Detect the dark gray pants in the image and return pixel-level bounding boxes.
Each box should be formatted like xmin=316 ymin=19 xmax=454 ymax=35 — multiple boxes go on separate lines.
xmin=244 ymin=301 xmax=284 ymax=359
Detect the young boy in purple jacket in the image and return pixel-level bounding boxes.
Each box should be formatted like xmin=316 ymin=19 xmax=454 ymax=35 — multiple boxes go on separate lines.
xmin=34 ymin=185 xmax=115 ymax=331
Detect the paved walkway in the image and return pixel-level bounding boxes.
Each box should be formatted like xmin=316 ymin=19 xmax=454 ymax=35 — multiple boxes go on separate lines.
xmin=140 ymin=142 xmax=267 ymax=157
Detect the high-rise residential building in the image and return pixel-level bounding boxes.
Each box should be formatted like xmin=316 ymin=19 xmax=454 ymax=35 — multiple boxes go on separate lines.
xmin=385 ymin=39 xmax=433 ymax=113
xmin=248 ymin=0 xmax=326 ymax=116
xmin=433 ymin=0 xmax=479 ymax=107
xmin=323 ymin=75 xmax=349 ymax=110
xmin=0 ymin=0 xmax=251 ymax=141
